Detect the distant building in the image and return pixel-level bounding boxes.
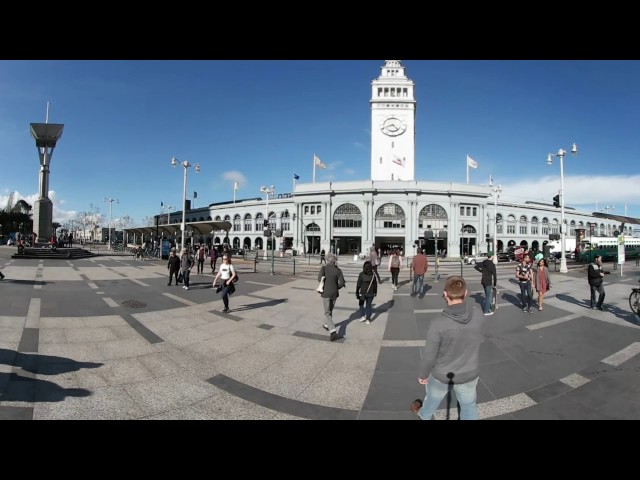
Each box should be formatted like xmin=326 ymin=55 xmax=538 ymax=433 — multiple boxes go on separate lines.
xmin=151 ymin=60 xmax=635 ymax=257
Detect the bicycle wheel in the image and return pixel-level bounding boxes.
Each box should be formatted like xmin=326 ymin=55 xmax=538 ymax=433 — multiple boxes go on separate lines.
xmin=630 ymin=291 xmax=640 ymax=315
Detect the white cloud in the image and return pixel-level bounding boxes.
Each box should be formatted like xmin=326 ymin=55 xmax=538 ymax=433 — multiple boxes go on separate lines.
xmin=0 ymin=190 xmax=78 ymax=224
xmin=344 ymin=168 xmax=356 ymax=175
xmin=352 ymin=141 xmax=367 ymax=151
xmin=222 ymin=171 xmax=247 ymax=187
xmin=498 ymin=175 xmax=640 ymax=212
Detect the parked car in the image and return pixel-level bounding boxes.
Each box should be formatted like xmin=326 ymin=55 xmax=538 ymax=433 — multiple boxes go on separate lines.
xmin=497 ymin=251 xmax=515 ymax=262
xmin=464 ymin=253 xmax=490 ymax=265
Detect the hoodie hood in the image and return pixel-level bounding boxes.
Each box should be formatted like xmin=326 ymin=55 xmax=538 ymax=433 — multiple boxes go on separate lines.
xmin=442 ymin=302 xmax=473 ymax=324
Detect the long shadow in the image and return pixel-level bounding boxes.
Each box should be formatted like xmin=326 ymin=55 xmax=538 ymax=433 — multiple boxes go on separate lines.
xmin=230 ymin=298 xmax=288 ymax=312
xmin=370 ymin=299 xmax=395 ymax=322
xmin=501 ymin=292 xmax=523 ymax=307
xmin=0 ymin=373 xmax=91 ymax=402
xmin=469 ymin=293 xmax=486 ymax=308
xmin=0 ymin=348 xmax=103 ymax=375
xmin=0 ymin=280 xmax=52 ymax=286
xmin=415 ymin=283 xmax=433 ymax=299
xmin=554 ymin=293 xmax=591 ymax=309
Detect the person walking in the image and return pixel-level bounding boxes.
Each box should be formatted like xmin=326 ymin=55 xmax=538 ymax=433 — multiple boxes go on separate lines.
xmin=410 ymin=275 xmax=486 ymax=420
xmin=166 ymin=249 xmax=180 ymax=285
xmin=210 ymin=246 xmax=219 ymax=274
xmin=356 ymin=261 xmax=378 ymax=324
xmin=368 ymin=246 xmax=382 ymax=283
xmin=388 ymin=249 xmax=402 ymax=291
xmin=320 ymin=249 xmax=326 ymax=264
xmin=318 ymin=252 xmax=345 ymax=341
xmin=180 ymin=247 xmax=194 ymax=290
xmin=411 ymin=248 xmax=429 ymax=297
xmin=196 ymin=244 xmax=207 ymax=274
xmin=213 ymin=253 xmax=238 ymax=313
xmin=516 ymin=255 xmax=534 ymax=313
xmin=533 ymin=258 xmax=551 ymax=310
xmin=588 ymin=254 xmax=609 ymax=310
xmin=474 ymin=252 xmax=497 ymax=316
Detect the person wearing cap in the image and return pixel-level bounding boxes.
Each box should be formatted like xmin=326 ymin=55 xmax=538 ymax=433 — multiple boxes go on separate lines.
xmin=318 ymin=252 xmax=346 ymax=342
xmin=474 ymin=251 xmax=497 ymax=316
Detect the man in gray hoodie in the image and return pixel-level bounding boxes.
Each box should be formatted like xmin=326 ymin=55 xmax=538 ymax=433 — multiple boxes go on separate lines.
xmin=318 ymin=252 xmax=346 ymax=342
xmin=411 ymin=275 xmax=486 ymax=420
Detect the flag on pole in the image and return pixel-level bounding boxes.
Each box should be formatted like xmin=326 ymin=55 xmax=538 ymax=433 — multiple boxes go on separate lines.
xmin=161 ymin=201 xmax=163 ymax=207
xmin=314 ymin=155 xmax=326 ymax=169
xmin=193 ymin=191 xmax=197 ymax=198
xmin=233 ymin=181 xmax=239 ymax=191
xmin=392 ymin=156 xmax=405 ymax=167
xmin=293 ymin=173 xmax=300 ymax=180
xmin=467 ymin=155 xmax=478 ymax=168
xmin=489 ymin=174 xmax=493 ymax=185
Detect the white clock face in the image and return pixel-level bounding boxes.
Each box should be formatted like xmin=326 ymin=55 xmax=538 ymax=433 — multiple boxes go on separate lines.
xmin=381 ymin=116 xmax=406 ymax=136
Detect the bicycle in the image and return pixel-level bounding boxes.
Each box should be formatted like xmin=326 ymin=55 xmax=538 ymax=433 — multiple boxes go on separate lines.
xmin=630 ymin=280 xmax=640 ymax=316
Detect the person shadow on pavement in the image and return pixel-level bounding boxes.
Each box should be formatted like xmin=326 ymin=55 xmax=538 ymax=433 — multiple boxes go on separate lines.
xmin=0 ymin=348 xmax=101 ymax=403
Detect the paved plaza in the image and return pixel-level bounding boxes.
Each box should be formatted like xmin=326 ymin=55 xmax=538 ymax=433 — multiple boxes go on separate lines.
xmin=1 ymin=246 xmax=640 ymax=420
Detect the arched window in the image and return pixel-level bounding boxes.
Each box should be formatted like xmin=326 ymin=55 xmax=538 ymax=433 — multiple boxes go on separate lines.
xmin=281 ymin=210 xmax=290 ymax=231
xmin=419 ymin=204 xmax=447 ymax=230
xmin=507 ymin=215 xmax=516 ymax=235
xmin=255 ymin=213 xmax=264 ymax=231
xmin=519 ymin=215 xmax=528 ymax=235
xmin=531 ymin=216 xmax=539 ymax=235
xmin=333 ymin=203 xmax=362 ymax=228
xmin=268 ymin=211 xmax=277 ymax=230
xmin=375 ymin=203 xmax=405 ymax=229
xmin=542 ymin=217 xmax=549 ymax=235
xmin=496 ymin=214 xmax=503 ymax=234
xmin=244 ymin=213 xmax=252 ymax=232
xmin=600 ymin=223 xmax=605 ymax=236
xmin=233 ymin=214 xmax=241 ymax=232
xmin=569 ymin=220 xmax=576 ymax=236
xmin=551 ymin=219 xmax=559 ymax=234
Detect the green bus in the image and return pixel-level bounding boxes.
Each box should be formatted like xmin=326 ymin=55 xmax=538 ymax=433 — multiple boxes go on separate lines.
xmin=579 ymin=236 xmax=640 ymax=262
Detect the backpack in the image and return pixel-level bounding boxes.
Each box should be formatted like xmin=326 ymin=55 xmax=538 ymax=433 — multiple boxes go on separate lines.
xmin=231 ymin=266 xmax=239 ymax=283
xmin=391 ymin=255 xmax=400 ymax=269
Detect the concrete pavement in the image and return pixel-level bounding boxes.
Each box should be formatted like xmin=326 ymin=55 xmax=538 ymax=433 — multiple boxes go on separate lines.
xmin=1 ymin=245 xmax=640 ymax=420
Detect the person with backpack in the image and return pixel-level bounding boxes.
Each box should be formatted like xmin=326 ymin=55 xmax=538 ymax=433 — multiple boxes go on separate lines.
xmin=196 ymin=244 xmax=207 ymax=274
xmin=368 ymin=246 xmax=382 ymax=283
xmin=318 ymin=252 xmax=346 ymax=341
xmin=356 ymin=261 xmax=378 ymax=324
xmin=388 ymin=249 xmax=403 ymax=291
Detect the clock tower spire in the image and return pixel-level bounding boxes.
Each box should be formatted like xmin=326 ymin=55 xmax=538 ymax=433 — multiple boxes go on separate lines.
xmin=370 ymin=60 xmax=416 ymax=181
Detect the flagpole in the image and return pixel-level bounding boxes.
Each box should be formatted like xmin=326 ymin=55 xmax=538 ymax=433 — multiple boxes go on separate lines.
xmin=313 ymin=154 xmax=316 ymax=183
xmin=233 ymin=184 xmax=236 ymax=204
xmin=466 ymin=159 xmax=469 ymax=185
xmin=292 ymin=175 xmax=296 ymax=192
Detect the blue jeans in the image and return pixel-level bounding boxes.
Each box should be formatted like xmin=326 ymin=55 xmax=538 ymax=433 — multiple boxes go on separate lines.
xmin=519 ymin=281 xmax=532 ymax=309
xmin=483 ymin=285 xmax=493 ymax=314
xmin=358 ymin=295 xmax=374 ymax=319
xmin=412 ymin=274 xmax=424 ymax=296
xmin=417 ymin=376 xmax=479 ymax=420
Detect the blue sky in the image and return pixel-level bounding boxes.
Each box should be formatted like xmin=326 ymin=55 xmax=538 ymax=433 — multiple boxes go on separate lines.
xmin=1 ymin=60 xmax=639 ymax=227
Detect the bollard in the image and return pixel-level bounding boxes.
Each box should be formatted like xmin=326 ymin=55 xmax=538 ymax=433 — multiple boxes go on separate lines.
xmin=254 ymin=253 xmax=258 ymax=273
xmin=293 ymin=258 xmax=296 ymax=276
xmin=613 ymin=261 xmax=618 ymax=271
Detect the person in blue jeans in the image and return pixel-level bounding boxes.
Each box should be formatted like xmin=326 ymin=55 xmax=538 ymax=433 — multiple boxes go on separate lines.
xmin=411 ymin=275 xmax=486 ymax=420
xmin=474 ymin=252 xmax=497 ymax=316
xmin=356 ymin=261 xmax=377 ymax=324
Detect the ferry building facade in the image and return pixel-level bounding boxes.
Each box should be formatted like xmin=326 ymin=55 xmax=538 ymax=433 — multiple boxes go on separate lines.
xmin=155 ymin=61 xmax=631 ymax=257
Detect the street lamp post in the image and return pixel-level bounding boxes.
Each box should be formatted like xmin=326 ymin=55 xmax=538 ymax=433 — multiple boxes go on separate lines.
xmin=547 ymin=143 xmax=578 ymax=274
xmin=489 ymin=183 xmax=502 ymax=265
xmin=103 ymin=197 xmax=119 ymax=250
xmin=171 ymin=156 xmax=200 ymax=252
xmin=260 ymin=185 xmax=275 ymax=261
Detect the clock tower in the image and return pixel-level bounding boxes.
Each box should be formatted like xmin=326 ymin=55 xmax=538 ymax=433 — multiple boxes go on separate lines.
xmin=370 ymin=60 xmax=416 ymax=181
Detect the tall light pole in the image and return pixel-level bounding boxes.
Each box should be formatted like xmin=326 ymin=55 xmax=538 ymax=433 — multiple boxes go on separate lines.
xmin=547 ymin=143 xmax=578 ymax=273
xmin=260 ymin=185 xmax=275 ymax=260
xmin=103 ymin=197 xmax=119 ymax=250
xmin=489 ymin=183 xmax=502 ymax=265
xmin=171 ymin=156 xmax=200 ymax=251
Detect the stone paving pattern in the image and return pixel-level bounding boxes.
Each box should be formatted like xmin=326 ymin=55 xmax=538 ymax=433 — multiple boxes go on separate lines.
xmin=1 ymin=245 xmax=640 ymax=420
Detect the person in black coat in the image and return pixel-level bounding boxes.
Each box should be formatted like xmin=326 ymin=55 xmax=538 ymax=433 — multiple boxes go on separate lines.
xmin=166 ymin=249 xmax=181 ymax=285
xmin=318 ymin=252 xmax=345 ymax=341
xmin=356 ymin=261 xmax=378 ymax=324
xmin=474 ymin=252 xmax=497 ymax=315
xmin=587 ymin=254 xmax=608 ymax=310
